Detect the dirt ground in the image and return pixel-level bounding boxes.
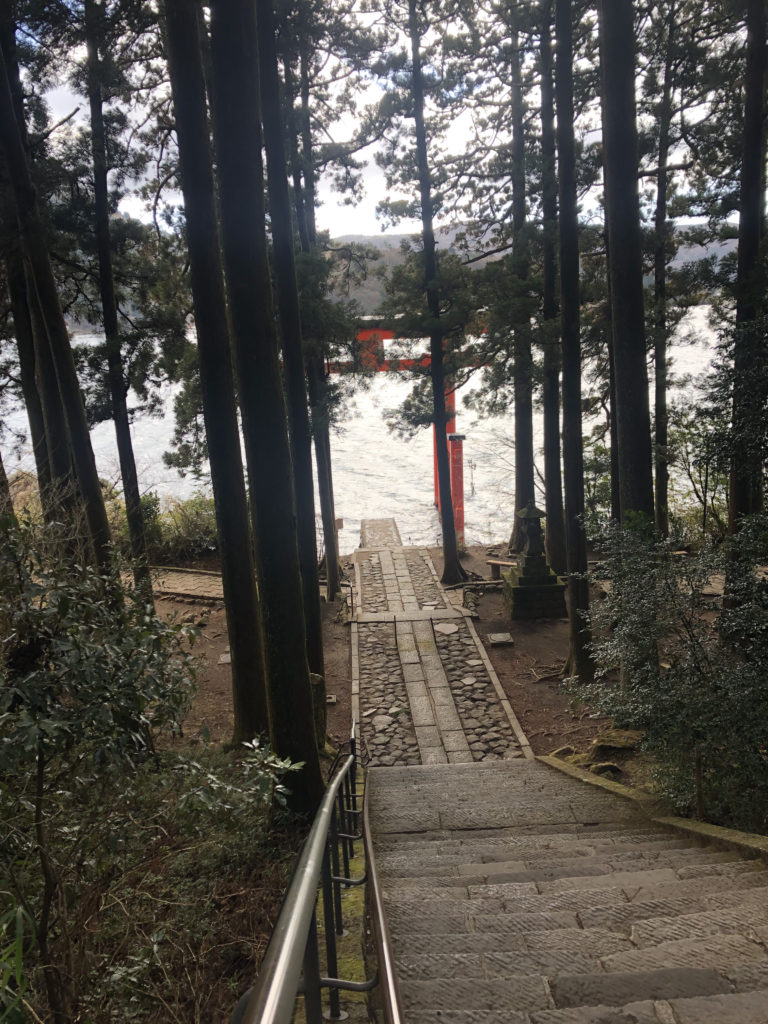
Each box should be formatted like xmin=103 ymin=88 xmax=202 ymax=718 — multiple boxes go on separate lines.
xmin=163 ymin=546 xmax=615 ymax=764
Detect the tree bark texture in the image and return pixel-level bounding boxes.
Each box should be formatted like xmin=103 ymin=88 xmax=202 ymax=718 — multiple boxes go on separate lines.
xmin=599 ymin=0 xmax=655 ymax=525
xmin=84 ymin=0 xmax=151 ymax=594
xmin=407 ymin=0 xmax=466 ymax=584
xmin=0 ymin=47 xmax=112 ymax=568
xmin=730 ymin=0 xmax=767 ymax=530
xmin=539 ymin=1 xmax=567 ymax=577
xmin=287 ymin=51 xmax=341 ymax=602
xmin=208 ymin=0 xmax=323 ymax=805
xmin=163 ymin=0 xmax=270 ymax=745
xmin=509 ymin=15 xmax=536 ymax=553
xmin=256 ymin=0 xmax=326 ymax=675
xmin=653 ymin=1 xmax=676 ymax=538
xmin=555 ymin=0 xmax=593 ymax=681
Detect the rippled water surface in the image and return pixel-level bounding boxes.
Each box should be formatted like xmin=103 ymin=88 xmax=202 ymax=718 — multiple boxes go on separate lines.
xmin=3 ymin=308 xmax=716 ymax=552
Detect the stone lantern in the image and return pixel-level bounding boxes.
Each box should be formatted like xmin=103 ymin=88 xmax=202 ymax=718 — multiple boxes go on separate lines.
xmin=502 ymin=501 xmax=567 ymax=619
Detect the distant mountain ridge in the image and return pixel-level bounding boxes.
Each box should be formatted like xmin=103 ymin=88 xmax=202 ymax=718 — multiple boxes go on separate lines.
xmin=333 ymin=227 xmax=737 ymax=315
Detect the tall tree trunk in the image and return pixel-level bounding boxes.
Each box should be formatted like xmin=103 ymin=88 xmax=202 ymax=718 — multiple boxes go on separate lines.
xmin=508 ymin=14 xmax=536 ymax=553
xmin=407 ymin=0 xmax=466 ymax=584
xmin=84 ymin=0 xmax=151 ymax=595
xmin=0 ymin=48 xmax=112 ymax=567
xmin=599 ymin=0 xmax=655 ymax=525
xmin=163 ymin=0 xmax=270 ymax=745
xmin=653 ymin=1 xmax=676 ymax=538
xmin=555 ymin=0 xmax=593 ymax=681
xmin=287 ymin=48 xmax=341 ymax=602
xmin=0 ymin=23 xmax=53 ymax=515
xmin=5 ymin=246 xmax=52 ymax=506
xmin=539 ymin=0 xmax=567 ymax=577
xmin=307 ymin=356 xmax=341 ymax=600
xmin=256 ymin=0 xmax=326 ymax=675
xmin=730 ymin=0 xmax=767 ymax=530
xmin=208 ymin=0 xmax=323 ymax=806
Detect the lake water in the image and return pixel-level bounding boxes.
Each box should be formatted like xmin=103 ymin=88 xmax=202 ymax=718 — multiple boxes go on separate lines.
xmin=2 ymin=307 xmax=716 ymax=554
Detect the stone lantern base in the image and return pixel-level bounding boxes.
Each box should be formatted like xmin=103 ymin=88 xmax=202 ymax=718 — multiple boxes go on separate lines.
xmin=502 ymin=555 xmax=567 ymax=620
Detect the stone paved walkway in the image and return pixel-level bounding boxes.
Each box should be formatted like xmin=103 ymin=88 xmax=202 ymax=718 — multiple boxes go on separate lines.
xmin=151 ymin=566 xmax=224 ymax=601
xmin=360 ymin=519 xmax=768 ymax=1023
xmin=352 ymin=519 xmax=530 ymax=767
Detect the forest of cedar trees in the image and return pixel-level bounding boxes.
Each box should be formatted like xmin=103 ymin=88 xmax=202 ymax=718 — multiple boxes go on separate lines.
xmin=1 ymin=0 xmax=768 ymax=1019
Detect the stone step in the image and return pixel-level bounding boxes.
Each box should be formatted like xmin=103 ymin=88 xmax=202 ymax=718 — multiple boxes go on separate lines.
xmin=373 ymin=830 xmax=690 ymax=860
xmin=394 ymin=948 xmax=599 ymax=982
xmin=601 ymin=931 xmax=768 ymax=974
xmin=549 ymin=966 xmax=731 ymax=1009
xmin=629 ymin=901 xmax=768 ymax=947
xmin=579 ymin=882 xmax=768 ymax=932
xmin=376 ymin=848 xmax=739 ymax=884
xmin=386 ymin=906 xmax=580 ymax=936
xmin=527 ymin=988 xmax=768 ymax=1024
xmin=398 ymin=976 xmax=551 ymax=1017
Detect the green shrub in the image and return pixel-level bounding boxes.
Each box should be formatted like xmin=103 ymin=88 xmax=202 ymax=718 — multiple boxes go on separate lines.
xmin=0 ymin=518 xmax=300 ymax=1022
xmin=575 ymin=516 xmax=768 ymax=833
xmin=150 ymin=492 xmax=219 ymax=564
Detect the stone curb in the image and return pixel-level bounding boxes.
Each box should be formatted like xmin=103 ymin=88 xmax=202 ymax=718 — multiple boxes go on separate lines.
xmin=537 ymin=754 xmax=768 ymax=863
xmin=464 ymin=617 xmax=535 ymax=761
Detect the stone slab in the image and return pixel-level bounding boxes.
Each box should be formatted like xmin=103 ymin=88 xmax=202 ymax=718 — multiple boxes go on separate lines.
xmin=550 ymin=967 xmax=731 ymax=1009
xmin=670 ymin=989 xmax=768 ymax=1023
xmin=398 ymin=976 xmax=550 ymax=1014
xmin=602 ymin=933 xmax=767 ymax=973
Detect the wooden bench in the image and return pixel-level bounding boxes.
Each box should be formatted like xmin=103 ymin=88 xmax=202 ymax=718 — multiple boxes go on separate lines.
xmin=486 ymin=557 xmax=516 ymax=580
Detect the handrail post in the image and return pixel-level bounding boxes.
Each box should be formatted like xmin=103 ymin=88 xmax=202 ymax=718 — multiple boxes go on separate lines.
xmin=329 ymin=806 xmax=345 ymax=934
xmin=321 ymin=841 xmax=344 ymax=1021
xmin=303 ymin=911 xmax=323 ymax=1024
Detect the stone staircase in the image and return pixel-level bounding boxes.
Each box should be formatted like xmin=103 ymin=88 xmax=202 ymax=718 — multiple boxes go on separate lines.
xmin=367 ymin=760 xmax=768 ymax=1024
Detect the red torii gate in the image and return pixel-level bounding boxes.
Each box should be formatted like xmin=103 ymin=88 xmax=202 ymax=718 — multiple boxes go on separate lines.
xmin=330 ymin=323 xmax=466 ymax=545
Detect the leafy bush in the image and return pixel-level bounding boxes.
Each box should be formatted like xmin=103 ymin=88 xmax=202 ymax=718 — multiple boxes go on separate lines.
xmin=147 ymin=492 xmax=219 ymax=565
xmin=0 ymin=518 xmax=302 ymax=1021
xmin=575 ymin=517 xmax=768 ymax=833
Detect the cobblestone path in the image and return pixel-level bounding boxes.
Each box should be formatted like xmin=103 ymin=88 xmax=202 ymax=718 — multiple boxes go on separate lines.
xmin=352 ymin=518 xmax=530 ymax=767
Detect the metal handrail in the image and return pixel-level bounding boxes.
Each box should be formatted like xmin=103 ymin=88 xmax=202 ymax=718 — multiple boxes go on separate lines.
xmin=230 ymin=721 xmax=407 ymax=1024
xmin=233 ymin=755 xmax=354 ymax=1024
